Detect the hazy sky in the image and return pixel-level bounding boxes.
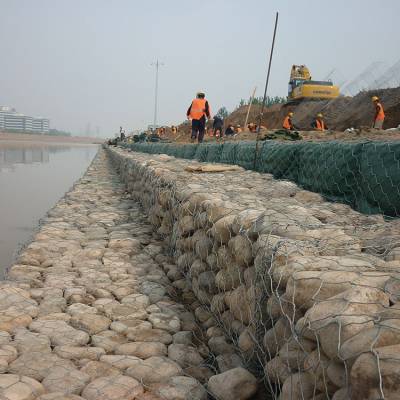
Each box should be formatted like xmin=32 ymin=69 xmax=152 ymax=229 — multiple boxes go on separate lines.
xmin=1 ymin=0 xmax=399 ymax=136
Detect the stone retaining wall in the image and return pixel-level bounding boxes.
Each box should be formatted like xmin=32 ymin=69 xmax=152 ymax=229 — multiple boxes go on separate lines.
xmin=2 ymin=148 xmax=263 ymax=400
xmin=108 ymin=146 xmax=400 ymax=400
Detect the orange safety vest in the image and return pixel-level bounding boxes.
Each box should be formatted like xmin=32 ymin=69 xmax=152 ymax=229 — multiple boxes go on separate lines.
xmin=375 ymin=102 xmax=385 ymax=121
xmin=316 ymin=119 xmax=325 ymax=131
xmin=189 ymin=98 xmax=207 ymax=120
xmin=283 ymin=116 xmax=292 ymax=129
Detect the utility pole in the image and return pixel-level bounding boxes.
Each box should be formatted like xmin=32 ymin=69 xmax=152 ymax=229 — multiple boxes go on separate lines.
xmin=151 ymin=60 xmax=164 ymax=131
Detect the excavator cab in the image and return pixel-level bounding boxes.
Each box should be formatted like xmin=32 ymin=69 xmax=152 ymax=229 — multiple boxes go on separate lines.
xmin=287 ymin=64 xmax=339 ymax=103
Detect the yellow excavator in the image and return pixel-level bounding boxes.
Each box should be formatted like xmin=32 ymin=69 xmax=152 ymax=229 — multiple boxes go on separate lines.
xmin=287 ymin=65 xmax=339 ymax=103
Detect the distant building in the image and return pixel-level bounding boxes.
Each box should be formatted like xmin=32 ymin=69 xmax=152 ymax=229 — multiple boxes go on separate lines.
xmin=0 ymin=106 xmax=50 ymax=134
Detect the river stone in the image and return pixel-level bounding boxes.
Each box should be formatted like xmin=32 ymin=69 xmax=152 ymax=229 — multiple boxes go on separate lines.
xmin=167 ymin=344 xmax=204 ymax=367
xmin=148 ymin=313 xmax=181 ymax=333
xmin=339 ymin=319 xmax=400 ymax=361
xmin=0 ymin=307 xmax=33 ymax=333
xmin=37 ymin=393 xmax=85 ymax=399
xmin=151 ymin=376 xmax=207 ymax=400
xmin=208 ymin=336 xmax=235 ymax=355
xmin=0 ymin=374 xmax=45 ymax=399
xmin=126 ymin=356 xmax=183 ymax=384
xmin=30 ymin=320 xmax=90 ymax=346
xmin=81 ymin=375 xmax=144 ymax=400
xmin=9 ymin=351 xmax=75 ymax=381
xmin=126 ymin=328 xmax=173 ymax=344
xmin=121 ymin=293 xmax=150 ymax=308
xmin=140 ymin=282 xmax=166 ymax=304
xmin=42 ymin=366 xmax=90 ymax=395
xmin=67 ymin=304 xmax=98 ymax=317
xmin=0 ymin=286 xmax=38 ymax=316
xmin=115 ymin=342 xmax=167 ymax=358
xmin=100 ymin=355 xmax=143 ymax=370
xmin=54 ymin=346 xmax=106 ymax=361
xmin=91 ymin=330 xmax=127 ymax=352
xmin=13 ymin=328 xmax=52 ymax=353
xmin=350 ymin=344 xmax=400 ymax=399
xmin=80 ymin=361 xmax=121 ymax=381
xmin=208 ymin=367 xmax=257 ymax=400
xmin=70 ymin=313 xmax=111 ymax=335
xmin=216 ymin=353 xmax=244 ymax=373
xmin=0 ymin=331 xmax=11 ymax=346
xmin=173 ymin=331 xmax=193 ymax=345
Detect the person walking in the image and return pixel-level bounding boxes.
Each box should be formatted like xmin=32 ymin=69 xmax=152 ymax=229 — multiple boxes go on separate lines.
xmin=119 ymin=126 xmax=126 ymax=141
xmin=186 ymin=91 xmax=211 ymax=143
xmin=372 ymin=96 xmax=385 ymax=129
xmin=282 ymin=112 xmax=295 ymax=130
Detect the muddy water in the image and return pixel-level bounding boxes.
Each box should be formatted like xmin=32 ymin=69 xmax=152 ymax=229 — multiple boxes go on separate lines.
xmin=0 ymin=142 xmax=99 ymax=274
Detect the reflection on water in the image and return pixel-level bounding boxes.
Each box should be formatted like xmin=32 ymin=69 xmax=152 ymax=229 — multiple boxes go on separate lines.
xmin=0 ymin=142 xmax=99 ymax=275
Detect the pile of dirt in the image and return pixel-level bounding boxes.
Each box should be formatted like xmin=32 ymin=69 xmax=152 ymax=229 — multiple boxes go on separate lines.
xmin=225 ymin=86 xmax=400 ymax=131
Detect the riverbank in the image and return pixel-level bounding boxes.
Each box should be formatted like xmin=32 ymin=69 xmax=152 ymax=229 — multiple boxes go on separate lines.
xmin=0 ymin=132 xmax=104 ymax=145
xmin=1 ymin=148 xmax=229 ymax=399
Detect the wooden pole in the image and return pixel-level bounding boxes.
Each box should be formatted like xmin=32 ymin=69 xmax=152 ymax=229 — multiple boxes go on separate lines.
xmin=244 ymin=86 xmax=257 ymax=130
xmin=253 ymin=11 xmax=279 ymax=169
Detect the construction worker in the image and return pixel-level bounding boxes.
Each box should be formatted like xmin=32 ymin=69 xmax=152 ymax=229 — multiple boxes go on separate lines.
xmin=213 ymin=115 xmax=224 ymax=139
xmin=283 ymin=112 xmax=295 ymax=130
xmin=311 ymin=113 xmax=327 ymax=131
xmin=186 ymin=91 xmax=211 ymax=143
xmin=372 ymin=96 xmax=385 ymax=129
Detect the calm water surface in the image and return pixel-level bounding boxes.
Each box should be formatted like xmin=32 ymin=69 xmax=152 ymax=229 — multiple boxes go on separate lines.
xmin=0 ymin=142 xmax=99 ymax=274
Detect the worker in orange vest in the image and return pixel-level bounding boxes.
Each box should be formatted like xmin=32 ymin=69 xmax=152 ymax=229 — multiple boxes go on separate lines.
xmin=282 ymin=112 xmax=295 ymax=130
xmin=186 ymin=91 xmax=211 ymax=143
xmin=372 ymin=96 xmax=385 ymax=129
xmin=311 ymin=113 xmax=327 ymax=131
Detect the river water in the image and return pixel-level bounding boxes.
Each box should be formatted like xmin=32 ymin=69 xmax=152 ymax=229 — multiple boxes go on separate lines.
xmin=0 ymin=141 xmax=99 ymax=275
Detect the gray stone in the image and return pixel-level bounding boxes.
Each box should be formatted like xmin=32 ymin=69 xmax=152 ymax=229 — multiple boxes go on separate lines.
xmin=208 ymin=367 xmax=257 ymax=400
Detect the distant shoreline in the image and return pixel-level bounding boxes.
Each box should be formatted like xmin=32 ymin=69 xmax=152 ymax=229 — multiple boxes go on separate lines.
xmin=0 ymin=131 xmax=104 ymax=144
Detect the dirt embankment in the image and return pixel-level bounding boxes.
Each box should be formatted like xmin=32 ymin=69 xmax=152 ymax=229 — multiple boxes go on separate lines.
xmin=226 ymin=87 xmax=400 ymax=131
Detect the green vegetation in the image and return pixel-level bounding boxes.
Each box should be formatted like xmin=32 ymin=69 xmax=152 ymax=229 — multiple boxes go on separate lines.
xmin=237 ymin=96 xmax=286 ymax=109
xmin=215 ymin=107 xmax=229 ymax=119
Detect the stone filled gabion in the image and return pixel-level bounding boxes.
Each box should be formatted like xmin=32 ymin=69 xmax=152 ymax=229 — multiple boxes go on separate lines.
xmin=107 ymin=146 xmax=400 ymax=400
xmin=5 ymin=148 xmax=263 ymax=400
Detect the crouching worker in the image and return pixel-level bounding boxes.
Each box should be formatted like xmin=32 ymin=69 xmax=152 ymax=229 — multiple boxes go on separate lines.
xmin=311 ymin=113 xmax=327 ymax=131
xmin=282 ymin=112 xmax=295 ymax=130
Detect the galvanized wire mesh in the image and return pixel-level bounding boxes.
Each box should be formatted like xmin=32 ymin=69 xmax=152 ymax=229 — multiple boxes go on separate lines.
xmin=109 ymin=145 xmax=400 ymax=400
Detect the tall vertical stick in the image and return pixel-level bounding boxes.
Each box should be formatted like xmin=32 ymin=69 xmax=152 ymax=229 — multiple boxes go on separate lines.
xmin=244 ymin=86 xmax=257 ymax=130
xmin=253 ymin=12 xmax=279 ymax=168
xmin=151 ymin=60 xmax=164 ymax=131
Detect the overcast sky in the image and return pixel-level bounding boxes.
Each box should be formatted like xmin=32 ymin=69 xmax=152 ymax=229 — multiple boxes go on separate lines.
xmin=1 ymin=0 xmax=399 ymax=136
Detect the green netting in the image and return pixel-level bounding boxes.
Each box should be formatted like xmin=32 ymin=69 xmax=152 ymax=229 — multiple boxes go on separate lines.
xmin=195 ymin=144 xmax=211 ymax=162
xmin=255 ymin=141 xmax=299 ymax=181
xmin=235 ymin=141 xmax=258 ymax=170
xmin=358 ymin=142 xmax=400 ymax=216
xmin=296 ymin=142 xmax=363 ymax=206
xmin=205 ymin=143 xmax=224 ymax=163
xmin=219 ymin=142 xmax=239 ymax=165
xmin=183 ymin=144 xmax=198 ymax=159
xmin=123 ymin=140 xmax=400 ymax=217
